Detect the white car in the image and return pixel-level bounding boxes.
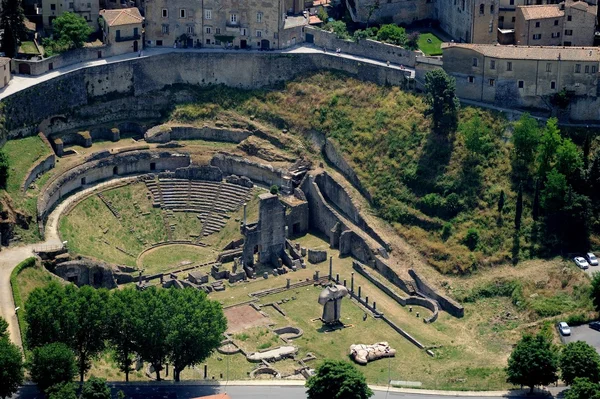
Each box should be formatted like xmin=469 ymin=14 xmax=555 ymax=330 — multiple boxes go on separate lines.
xmin=574 ymin=257 xmax=590 ymax=270
xmin=586 ymin=253 xmax=599 ymax=266
xmin=558 ymin=322 xmax=571 ymax=336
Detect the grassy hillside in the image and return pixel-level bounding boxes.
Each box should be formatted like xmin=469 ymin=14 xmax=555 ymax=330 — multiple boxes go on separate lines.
xmin=170 ymin=72 xmax=585 ymax=274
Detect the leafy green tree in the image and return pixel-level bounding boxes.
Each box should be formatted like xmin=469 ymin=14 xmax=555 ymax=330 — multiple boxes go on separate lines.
xmin=541 ymin=168 xmax=567 ymax=213
xmin=270 ymin=185 xmax=279 ymax=195
xmin=0 ymin=335 xmax=24 ymax=399
xmin=0 ymin=316 xmax=7 ymax=339
xmin=537 ymin=118 xmax=562 ymax=180
xmin=375 ymin=24 xmax=407 ymax=46
xmin=512 ymin=113 xmax=540 ymax=166
xmin=80 ymin=376 xmax=111 ymax=399
xmin=107 ymin=288 xmax=139 ymax=382
xmin=463 ymin=228 xmax=479 ymax=251
xmin=0 ymin=152 xmax=9 ymax=189
xmin=29 ymin=343 xmax=76 ymax=393
xmin=306 ymin=360 xmax=373 ymax=399
xmin=165 ymin=288 xmax=227 ymax=381
xmin=424 ymin=69 xmax=460 ymax=133
xmin=556 ymin=138 xmax=583 ymax=181
xmin=515 ymin=185 xmax=523 ymax=231
xmin=52 ymin=12 xmax=92 ymax=49
xmin=560 ymin=341 xmax=600 ymax=386
xmin=0 ymin=0 xmax=27 ymax=58
xmin=532 ymin=179 xmax=540 ymax=221
xmin=324 ymin=20 xmax=349 ymax=39
xmin=406 ymin=32 xmax=420 ymax=51
xmin=590 ymin=268 xmax=600 ymax=312
xmin=506 ymin=333 xmax=558 ymax=394
xmin=459 ymin=115 xmax=492 ymax=158
xmin=47 ymin=383 xmax=78 ymax=399
xmin=564 ymin=378 xmax=600 ymax=399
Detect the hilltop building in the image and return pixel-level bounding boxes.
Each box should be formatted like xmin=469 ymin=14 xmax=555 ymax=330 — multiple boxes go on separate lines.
xmin=99 ymin=7 xmax=144 ymax=55
xmin=42 ymin=0 xmax=100 ymax=29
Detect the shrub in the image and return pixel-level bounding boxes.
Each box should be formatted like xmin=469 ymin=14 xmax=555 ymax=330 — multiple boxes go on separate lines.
xmin=441 ymin=222 xmax=452 ymax=241
xmin=464 ymin=228 xmax=479 ymax=251
xmin=376 ymin=24 xmax=407 ymax=46
xmin=270 ymin=185 xmax=279 ymax=195
xmin=406 ymin=32 xmax=420 ymax=50
xmin=324 ymin=20 xmax=350 ymax=40
xmin=0 ymin=151 xmax=9 ymax=189
xmin=419 ymin=193 xmax=444 ymax=216
xmin=444 ymin=193 xmax=462 ymax=217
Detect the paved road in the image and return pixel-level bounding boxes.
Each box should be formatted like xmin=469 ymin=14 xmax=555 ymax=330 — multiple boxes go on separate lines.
xmin=0 ymin=45 xmax=415 ymax=100
xmin=12 ymin=383 xmax=551 ymax=399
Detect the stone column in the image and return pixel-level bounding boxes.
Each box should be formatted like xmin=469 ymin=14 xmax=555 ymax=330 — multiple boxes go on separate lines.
xmin=286 ymin=278 xmax=291 ymax=289
xmin=350 ymin=272 xmax=354 ymax=293
xmin=243 ymin=203 xmax=247 ymax=227
xmin=329 ymin=256 xmax=333 ymax=280
xmin=358 ymin=286 xmax=361 ymax=298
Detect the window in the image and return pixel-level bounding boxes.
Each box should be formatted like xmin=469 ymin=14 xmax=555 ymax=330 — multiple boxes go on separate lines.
xmin=206 ymin=39 xmax=211 ymax=44
xmin=518 ymin=80 xmax=524 ymax=88
xmin=162 ymin=8 xmax=168 ymax=18
xmin=490 ymin=60 xmax=495 ymax=70
xmin=274 ymin=32 xmax=278 ymax=39
xmin=257 ymin=12 xmax=263 ymax=22
xmin=241 ymin=28 xmax=247 ymax=36
xmin=206 ymin=27 xmax=211 ymax=34
xmin=116 ymin=29 xmax=121 ymax=39
xmin=187 ymin=25 xmax=194 ymax=35
xmin=490 ymin=4 xmax=494 ymax=13
xmin=507 ymin=61 xmax=512 ymax=71
xmin=510 ymin=0 xmax=514 ymax=4
xmin=156 ymin=40 xmax=163 ymax=46
xmin=593 ymin=66 xmax=597 ymax=73
xmin=68 ymin=2 xmax=73 ymax=8
xmin=161 ymin=24 xmax=169 ymax=34
xmin=551 ymin=32 xmax=560 ymax=38
xmin=479 ymin=4 xmax=484 ymax=14
xmin=180 ymin=9 xmax=186 ymax=18
xmin=565 ymin=29 xmax=573 ymax=36
xmin=535 ymin=21 xmax=540 ymax=28
xmin=50 ymin=3 xmax=56 ymax=10
xmin=512 ymin=16 xmax=515 ymax=22
xmin=205 ymin=9 xmax=212 ymax=19
xmin=564 ymin=41 xmax=572 ymax=46
xmin=87 ymin=2 xmax=91 ymax=7
xmin=216 ymin=28 xmax=221 ymax=34
xmin=230 ymin=13 xmax=237 ymax=23
xmin=575 ymin=64 xmax=581 ymax=73
xmin=489 ymin=79 xmax=495 ymax=86
xmin=533 ymin=33 xmax=541 ymax=40
xmin=551 ymin=81 xmax=556 ymax=89
xmin=567 ymin=15 xmax=572 ymax=21
xmin=472 ymin=58 xmax=478 ymax=67
xmin=546 ymin=63 xmax=551 ymax=72
xmin=256 ymin=30 xmax=262 ymax=37
xmin=585 ymin=65 xmax=590 ymax=73
xmin=554 ymin=19 xmax=559 ymax=26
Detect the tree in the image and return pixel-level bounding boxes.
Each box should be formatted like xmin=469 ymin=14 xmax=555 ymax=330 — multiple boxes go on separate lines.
xmin=107 ymin=288 xmax=140 ymax=382
xmin=80 ymin=376 xmax=111 ymax=399
xmin=537 ymin=118 xmax=562 ymax=180
xmin=541 ymin=168 xmax=567 ymax=213
xmin=556 ymin=138 xmax=583 ymax=181
xmin=375 ymin=24 xmax=407 ymax=46
xmin=590 ymin=272 xmax=600 ymax=312
xmin=165 ymin=288 xmax=227 ymax=381
xmin=560 ymin=341 xmax=600 ymax=386
xmin=306 ymin=360 xmax=373 ymax=399
xmin=565 ymin=378 xmax=600 ymax=399
xmin=532 ymin=179 xmax=540 ymax=221
xmin=424 ymin=69 xmax=460 ymax=133
xmin=459 ymin=114 xmax=492 ymax=158
xmin=0 ymin=0 xmax=27 ymax=58
xmin=0 ymin=336 xmax=24 ymax=399
xmin=498 ymin=190 xmax=505 ymax=213
xmin=270 ymin=185 xmax=279 ymax=195
xmin=0 ymin=316 xmax=7 ymax=339
xmin=515 ymin=185 xmax=523 ymax=231
xmin=0 ymin=152 xmax=9 ymax=189
xmin=512 ymin=113 xmax=540 ymax=166
xmin=506 ymin=333 xmax=558 ymax=394
xmin=52 ymin=12 xmax=92 ymax=49
xmin=463 ymin=228 xmax=479 ymax=251
xmin=29 ymin=342 xmax=76 ymax=393
xmin=47 ymin=383 xmax=78 ymax=399
xmin=70 ymin=286 xmax=109 ymax=382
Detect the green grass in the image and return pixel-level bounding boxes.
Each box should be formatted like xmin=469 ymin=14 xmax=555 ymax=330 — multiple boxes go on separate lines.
xmin=3 ymin=135 xmax=52 ymax=201
xmin=417 ymin=32 xmax=443 ymax=56
xmin=139 ymin=244 xmax=218 ymax=274
xmin=18 ymin=41 xmax=40 ymax=55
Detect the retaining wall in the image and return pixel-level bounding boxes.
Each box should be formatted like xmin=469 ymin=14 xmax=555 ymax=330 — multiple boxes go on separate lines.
xmin=23 ymin=153 xmax=55 ymax=192
xmin=11 ymin=45 xmax=111 ymax=77
xmin=408 ymin=269 xmax=464 ymax=318
xmin=306 ymin=26 xmax=420 ymax=67
xmin=145 ymin=124 xmax=252 ymax=144
xmin=210 ymin=153 xmax=286 ymax=187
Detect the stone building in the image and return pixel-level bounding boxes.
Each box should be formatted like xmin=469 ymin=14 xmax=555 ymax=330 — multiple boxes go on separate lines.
xmin=345 ymin=0 xmax=433 ymax=27
xmin=442 ymin=43 xmax=600 ymax=118
xmin=42 ymin=0 xmax=100 ymax=29
xmin=435 ymin=0 xmax=500 ymax=44
xmin=0 ymin=58 xmax=11 ymax=89
xmin=144 ymin=0 xmax=306 ymax=49
xmin=99 ymin=8 xmax=143 ymax=55
xmin=514 ymin=1 xmax=596 ymax=46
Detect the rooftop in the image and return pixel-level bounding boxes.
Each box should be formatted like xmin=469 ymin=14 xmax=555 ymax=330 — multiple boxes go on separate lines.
xmin=284 ymin=15 xmax=308 ymax=29
xmin=99 ymin=8 xmax=143 ymax=27
xmin=518 ymin=4 xmax=564 ymax=20
xmin=442 ymin=43 xmax=600 ymax=61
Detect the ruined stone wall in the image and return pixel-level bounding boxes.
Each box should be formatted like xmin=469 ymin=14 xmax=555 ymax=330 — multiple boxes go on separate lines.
xmin=323 ymin=138 xmax=372 ymax=203
xmin=210 ymin=153 xmax=286 ymax=187
xmin=23 ymin=153 xmax=56 ymax=192
xmin=3 ymin=52 xmax=413 ymax=137
xmin=408 ymin=269 xmax=464 ymax=318
xmin=38 ymin=150 xmax=190 ymax=221
xmin=171 ymin=165 xmax=223 ymax=182
xmin=145 ymin=124 xmax=252 ymax=144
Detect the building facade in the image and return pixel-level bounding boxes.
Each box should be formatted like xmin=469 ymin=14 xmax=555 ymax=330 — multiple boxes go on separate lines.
xmin=442 ymin=43 xmax=600 ymax=118
xmin=99 ymin=7 xmax=143 ymax=55
xmin=144 ymin=0 xmax=306 ymax=49
xmin=0 ymin=58 xmax=11 ymax=89
xmin=42 ymin=0 xmax=100 ymax=29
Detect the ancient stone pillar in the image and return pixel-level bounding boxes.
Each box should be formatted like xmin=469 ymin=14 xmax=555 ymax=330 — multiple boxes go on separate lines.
xmin=358 ymin=286 xmax=361 ymax=298
xmin=286 ymin=278 xmax=290 ymax=289
xmin=351 ymin=272 xmax=354 ymax=293
xmin=243 ymin=203 xmax=247 ymax=227
xmin=329 ymin=256 xmax=333 ymax=280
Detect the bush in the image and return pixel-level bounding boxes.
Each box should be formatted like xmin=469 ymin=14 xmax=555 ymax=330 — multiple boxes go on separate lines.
xmin=29 ymin=342 xmax=77 ymax=393
xmin=419 ymin=193 xmax=444 ymax=216
xmin=441 ymin=222 xmax=452 ymax=241
xmin=464 ymin=228 xmax=479 ymax=251
xmin=270 ymin=185 xmax=279 ymax=195
xmin=324 ymin=20 xmax=350 ymax=40
xmin=0 ymin=151 xmax=8 ymax=188
xmin=10 ymin=257 xmax=36 ymax=343
xmin=376 ymin=24 xmax=407 ymax=46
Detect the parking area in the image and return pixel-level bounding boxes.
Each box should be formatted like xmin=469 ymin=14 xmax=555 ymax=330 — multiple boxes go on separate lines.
xmin=585 ymin=265 xmax=600 ymax=277
xmin=561 ymin=324 xmax=600 ymax=352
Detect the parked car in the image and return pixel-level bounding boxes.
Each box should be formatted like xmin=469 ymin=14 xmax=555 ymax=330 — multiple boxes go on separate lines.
xmin=558 ymin=322 xmax=572 ymax=336
xmin=574 ymin=257 xmax=590 ymax=269
xmin=586 ymin=253 xmax=599 ymax=266
xmin=590 ymin=321 xmax=600 ymax=332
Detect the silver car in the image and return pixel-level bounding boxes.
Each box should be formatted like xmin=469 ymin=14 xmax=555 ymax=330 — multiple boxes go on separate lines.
xmin=574 ymin=257 xmax=590 ymax=270
xmin=558 ymin=322 xmax=571 ymax=336
xmin=586 ymin=253 xmax=599 ymax=266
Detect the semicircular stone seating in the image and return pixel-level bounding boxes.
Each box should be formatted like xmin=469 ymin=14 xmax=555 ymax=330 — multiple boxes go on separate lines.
xmin=144 ymin=176 xmax=251 ymax=237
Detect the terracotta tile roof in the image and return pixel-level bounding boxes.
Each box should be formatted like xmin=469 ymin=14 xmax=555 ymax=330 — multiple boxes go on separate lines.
xmin=313 ymin=0 xmax=331 ymax=6
xmin=99 ymin=7 xmax=143 ymax=26
xmin=442 ymin=43 xmax=600 ymax=61
xmin=24 ymin=18 xmax=36 ymax=31
xmin=519 ymin=5 xmax=564 ymax=20
xmin=0 ymin=58 xmax=10 ymax=66
xmin=309 ymin=15 xmax=323 ymax=24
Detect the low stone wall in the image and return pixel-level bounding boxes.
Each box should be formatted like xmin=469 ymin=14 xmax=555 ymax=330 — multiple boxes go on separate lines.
xmin=210 ymin=153 xmax=286 ymax=187
xmin=23 ymin=153 xmax=55 ymax=192
xmin=161 ymin=165 xmax=223 ymax=182
xmin=145 ymin=124 xmax=252 ymax=144
xmin=307 ymin=249 xmax=327 ymax=264
xmin=408 ymin=269 xmax=464 ymax=318
xmin=306 ymin=26 xmax=419 ymax=67
xmin=323 ymin=138 xmax=372 ymax=202
xmin=11 ymin=45 xmax=111 ymax=77
xmin=38 ymin=150 xmax=190 ymax=222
